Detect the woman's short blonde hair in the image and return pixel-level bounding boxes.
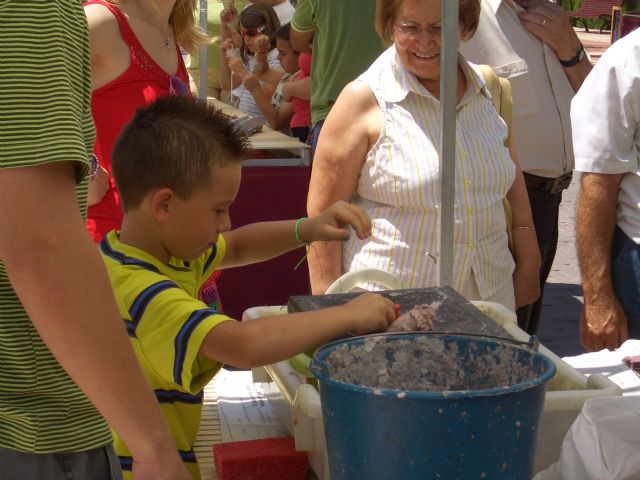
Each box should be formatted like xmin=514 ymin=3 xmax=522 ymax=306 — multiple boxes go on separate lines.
xmin=109 ymin=0 xmax=211 ymax=53
xmin=375 ymin=0 xmax=481 ymax=45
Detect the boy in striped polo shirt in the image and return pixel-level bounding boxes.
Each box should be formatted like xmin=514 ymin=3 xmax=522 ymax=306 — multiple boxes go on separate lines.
xmin=101 ymin=96 xmax=397 ymax=478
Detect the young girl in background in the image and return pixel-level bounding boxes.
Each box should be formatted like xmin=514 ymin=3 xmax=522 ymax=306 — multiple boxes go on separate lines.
xmin=243 ymin=23 xmax=311 ymax=142
xmin=219 ymin=2 xmax=282 ymax=118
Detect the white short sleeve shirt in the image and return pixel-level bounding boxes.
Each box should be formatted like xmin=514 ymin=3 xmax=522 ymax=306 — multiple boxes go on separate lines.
xmin=572 ymin=29 xmax=640 ymax=243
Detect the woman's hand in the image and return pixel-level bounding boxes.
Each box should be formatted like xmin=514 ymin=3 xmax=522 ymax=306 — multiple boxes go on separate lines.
xmin=87 ymin=166 xmax=109 ymax=207
xmin=513 ymin=258 xmax=540 ymax=309
xmin=511 ymin=228 xmax=541 ymax=309
xmin=299 ymin=200 xmax=372 ymax=245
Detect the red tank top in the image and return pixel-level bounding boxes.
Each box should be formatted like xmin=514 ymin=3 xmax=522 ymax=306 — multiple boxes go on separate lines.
xmin=290 ymin=53 xmax=311 ymax=129
xmin=85 ymin=0 xmax=190 ymax=242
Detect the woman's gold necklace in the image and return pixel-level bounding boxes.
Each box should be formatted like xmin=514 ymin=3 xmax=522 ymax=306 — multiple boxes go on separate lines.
xmin=149 ymin=19 xmax=173 ymax=49
xmin=134 ymin=0 xmax=174 ymax=49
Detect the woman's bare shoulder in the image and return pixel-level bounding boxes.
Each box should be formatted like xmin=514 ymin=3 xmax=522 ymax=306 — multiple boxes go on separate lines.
xmin=84 ymin=3 xmax=121 ymax=46
xmin=332 ymin=80 xmax=378 ymax=118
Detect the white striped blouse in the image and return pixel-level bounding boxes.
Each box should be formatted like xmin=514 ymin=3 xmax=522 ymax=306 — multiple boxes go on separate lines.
xmin=343 ymin=46 xmax=515 ymax=299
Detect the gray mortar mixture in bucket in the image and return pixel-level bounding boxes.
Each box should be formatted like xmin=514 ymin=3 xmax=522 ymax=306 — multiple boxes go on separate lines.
xmin=324 ymin=333 xmax=541 ymax=392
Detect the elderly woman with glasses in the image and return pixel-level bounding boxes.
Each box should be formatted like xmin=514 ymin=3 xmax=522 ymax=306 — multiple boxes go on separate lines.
xmin=83 ymin=0 xmax=202 ymax=243
xmin=306 ymin=0 xmax=540 ymax=310
xmin=219 ymin=2 xmax=282 ymax=117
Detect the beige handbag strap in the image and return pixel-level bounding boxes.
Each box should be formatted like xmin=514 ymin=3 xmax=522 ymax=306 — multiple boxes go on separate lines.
xmin=477 ymin=64 xmax=512 ymax=147
xmin=478 ymin=65 xmax=515 ymax=251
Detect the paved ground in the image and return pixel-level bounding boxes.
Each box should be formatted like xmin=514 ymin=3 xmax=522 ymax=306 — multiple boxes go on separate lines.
xmin=533 ymin=29 xmax=611 ymax=357
xmin=536 ymin=177 xmax=584 ymax=356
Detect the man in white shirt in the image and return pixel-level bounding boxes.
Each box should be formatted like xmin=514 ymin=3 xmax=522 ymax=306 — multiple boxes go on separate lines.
xmin=572 ymin=29 xmax=640 ymax=352
xmin=460 ymin=0 xmax=592 ymax=334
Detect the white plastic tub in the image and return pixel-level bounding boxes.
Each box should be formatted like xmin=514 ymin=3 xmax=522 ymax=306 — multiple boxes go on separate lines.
xmin=244 ymin=301 xmax=622 ymax=478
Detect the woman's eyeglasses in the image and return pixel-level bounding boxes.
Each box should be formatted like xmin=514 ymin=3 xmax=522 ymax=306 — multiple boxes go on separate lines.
xmin=240 ymin=25 xmax=265 ymax=38
xmin=169 ymin=75 xmax=190 ymax=97
xmin=393 ymin=22 xmax=442 ymax=40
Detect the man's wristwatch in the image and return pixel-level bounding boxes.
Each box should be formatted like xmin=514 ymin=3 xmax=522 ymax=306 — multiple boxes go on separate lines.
xmin=88 ymin=153 xmax=99 ymax=181
xmin=559 ymin=44 xmax=585 ymax=67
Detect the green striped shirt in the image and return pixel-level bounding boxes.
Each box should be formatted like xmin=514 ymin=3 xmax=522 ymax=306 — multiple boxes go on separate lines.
xmin=0 ymin=1 xmax=111 ymax=452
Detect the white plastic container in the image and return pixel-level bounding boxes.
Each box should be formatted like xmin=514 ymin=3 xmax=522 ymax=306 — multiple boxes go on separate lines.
xmin=244 ymin=300 xmax=622 ymax=478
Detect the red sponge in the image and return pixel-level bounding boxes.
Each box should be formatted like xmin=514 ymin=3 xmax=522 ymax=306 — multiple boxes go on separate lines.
xmin=213 ymin=437 xmax=308 ymax=479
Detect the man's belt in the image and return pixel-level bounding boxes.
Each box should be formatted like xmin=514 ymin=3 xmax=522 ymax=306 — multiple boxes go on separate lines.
xmin=523 ymin=171 xmax=573 ymax=194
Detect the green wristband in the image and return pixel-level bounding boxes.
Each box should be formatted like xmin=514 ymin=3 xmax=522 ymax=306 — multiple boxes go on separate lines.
xmin=295 ymin=217 xmax=308 ymax=244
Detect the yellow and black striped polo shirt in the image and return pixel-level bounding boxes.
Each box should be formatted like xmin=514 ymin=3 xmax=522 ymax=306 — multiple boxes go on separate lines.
xmin=101 ymin=231 xmax=232 ymax=479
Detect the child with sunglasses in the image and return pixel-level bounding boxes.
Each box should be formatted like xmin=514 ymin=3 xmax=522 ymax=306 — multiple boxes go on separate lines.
xmin=219 ymin=2 xmax=283 ymax=118
xmin=243 ymin=23 xmax=311 ymax=142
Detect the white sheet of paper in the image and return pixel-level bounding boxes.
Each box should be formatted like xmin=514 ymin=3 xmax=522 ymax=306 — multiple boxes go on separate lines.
xmin=562 ymin=340 xmax=640 ymax=396
xmin=214 ymin=369 xmax=289 ymax=441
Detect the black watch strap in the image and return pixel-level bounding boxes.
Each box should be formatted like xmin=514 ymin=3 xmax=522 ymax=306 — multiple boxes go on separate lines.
xmin=559 ymin=44 xmax=585 ymax=67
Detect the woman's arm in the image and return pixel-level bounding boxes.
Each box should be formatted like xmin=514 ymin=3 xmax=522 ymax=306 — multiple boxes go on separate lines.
xmin=506 ymin=141 xmax=541 ymax=308
xmin=306 ymin=81 xmax=381 ymax=294
xmin=85 ymin=4 xmax=133 ymax=90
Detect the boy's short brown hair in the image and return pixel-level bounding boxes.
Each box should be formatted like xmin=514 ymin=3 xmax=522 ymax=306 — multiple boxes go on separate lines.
xmin=112 ymin=96 xmax=249 ymax=211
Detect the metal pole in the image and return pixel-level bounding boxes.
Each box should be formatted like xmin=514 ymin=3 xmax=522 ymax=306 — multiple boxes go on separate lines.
xmin=198 ymin=0 xmax=208 ymax=100
xmin=438 ymin=0 xmax=459 ymax=287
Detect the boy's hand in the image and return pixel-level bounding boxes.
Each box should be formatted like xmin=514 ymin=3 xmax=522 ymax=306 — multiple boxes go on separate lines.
xmin=342 ymin=293 xmax=396 ymax=335
xmin=299 ymin=201 xmax=372 ymax=243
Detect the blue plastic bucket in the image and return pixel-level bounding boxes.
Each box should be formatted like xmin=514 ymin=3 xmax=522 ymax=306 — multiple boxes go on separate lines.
xmin=310 ymin=333 xmax=556 ymax=480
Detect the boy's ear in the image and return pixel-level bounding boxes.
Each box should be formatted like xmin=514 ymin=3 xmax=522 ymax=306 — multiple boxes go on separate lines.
xmin=150 ymin=188 xmax=175 ymax=223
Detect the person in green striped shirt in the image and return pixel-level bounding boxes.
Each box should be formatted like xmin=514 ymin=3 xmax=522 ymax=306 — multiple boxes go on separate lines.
xmin=0 ymin=2 xmax=190 ymax=479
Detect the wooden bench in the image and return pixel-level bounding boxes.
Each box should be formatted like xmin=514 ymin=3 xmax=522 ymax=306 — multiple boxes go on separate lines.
xmin=567 ymin=0 xmax=624 ymax=33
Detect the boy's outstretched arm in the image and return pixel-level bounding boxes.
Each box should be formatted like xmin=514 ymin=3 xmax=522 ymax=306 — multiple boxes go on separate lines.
xmin=220 ymin=200 xmax=371 ymax=269
xmin=199 ymin=293 xmax=396 ymax=368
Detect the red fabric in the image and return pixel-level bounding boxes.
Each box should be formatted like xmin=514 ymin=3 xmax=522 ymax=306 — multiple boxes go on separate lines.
xmin=213 ymin=438 xmax=308 ymax=480
xmin=289 ymin=53 xmax=311 ymax=129
xmin=85 ymin=0 xmax=189 ymax=242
